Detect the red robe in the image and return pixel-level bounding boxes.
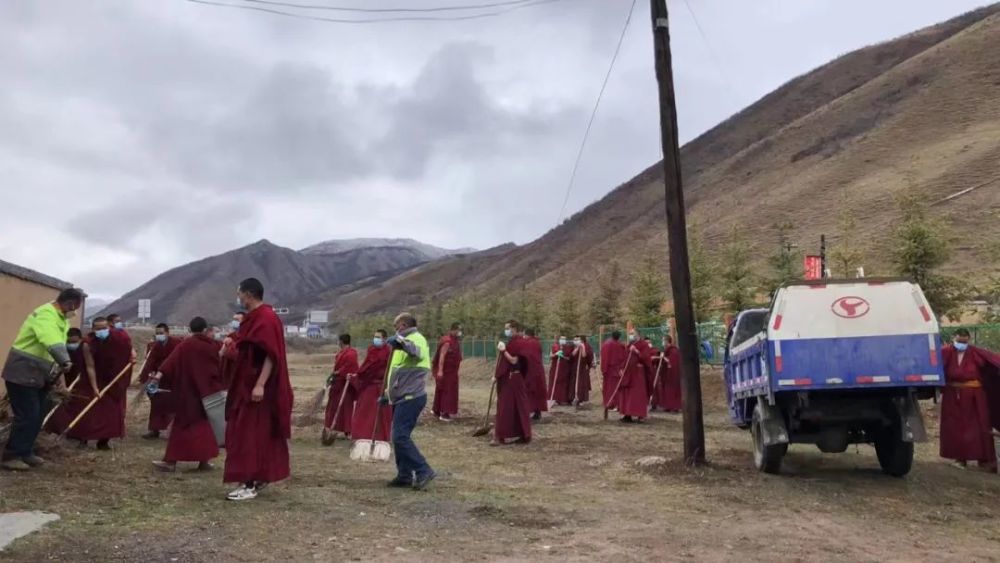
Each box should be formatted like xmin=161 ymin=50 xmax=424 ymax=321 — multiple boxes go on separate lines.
xmin=350 ymin=345 xmax=392 ymax=441
xmin=223 ymin=304 xmax=294 ymax=484
xmin=44 ymin=343 xmax=89 ymax=435
xmin=139 ymin=336 xmax=182 ymax=432
xmin=939 ymin=345 xmax=1000 ymax=464
xmin=547 ymin=344 xmax=574 ymax=405
xmin=494 ymin=336 xmax=532 ymax=443
xmin=568 ymin=342 xmax=594 ymax=404
xmin=600 ymin=339 xmax=627 ymax=408
xmin=326 ymin=346 xmax=359 ymax=434
xmin=431 ymin=335 xmax=462 ymax=417
xmin=158 ymin=334 xmax=225 ymax=463
xmin=523 ymin=337 xmax=548 ymax=413
xmin=619 ymin=339 xmax=651 ymax=419
xmin=67 ymin=331 xmax=133 ymax=441
xmin=650 ymin=344 xmax=682 ymax=412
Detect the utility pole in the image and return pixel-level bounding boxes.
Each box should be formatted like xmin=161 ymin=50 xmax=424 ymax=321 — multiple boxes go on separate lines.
xmin=649 ymin=0 xmax=705 ymax=465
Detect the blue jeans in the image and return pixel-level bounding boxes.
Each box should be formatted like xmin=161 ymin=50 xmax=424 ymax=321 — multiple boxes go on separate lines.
xmin=2 ymin=381 xmax=48 ymax=460
xmin=391 ymin=394 xmax=432 ymax=482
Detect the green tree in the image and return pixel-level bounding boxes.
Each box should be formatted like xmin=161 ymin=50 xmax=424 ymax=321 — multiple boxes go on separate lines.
xmin=628 ymin=257 xmax=667 ymax=328
xmin=890 ymin=194 xmax=969 ymax=320
xmin=554 ymin=293 xmax=581 ymax=336
xmin=688 ymin=225 xmax=716 ymax=322
xmin=829 ymin=205 xmax=865 ymax=278
xmin=764 ymin=221 xmax=801 ymax=297
xmin=719 ymin=228 xmax=757 ymax=313
xmin=587 ymin=261 xmax=623 ymax=328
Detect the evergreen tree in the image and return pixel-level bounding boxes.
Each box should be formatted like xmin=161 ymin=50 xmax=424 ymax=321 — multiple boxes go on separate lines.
xmin=587 ymin=261 xmax=623 ymax=329
xmin=688 ymin=225 xmax=716 ymax=322
xmin=829 ymin=205 xmax=865 ymax=278
xmin=628 ymin=257 xmax=667 ymax=328
xmin=764 ymin=221 xmax=801 ymax=297
xmin=555 ymin=293 xmax=581 ymax=336
xmin=719 ymin=228 xmax=757 ymax=313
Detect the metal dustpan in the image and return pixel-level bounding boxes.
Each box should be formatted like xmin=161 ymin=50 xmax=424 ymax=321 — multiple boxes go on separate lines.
xmin=350 ymin=439 xmax=391 ymax=462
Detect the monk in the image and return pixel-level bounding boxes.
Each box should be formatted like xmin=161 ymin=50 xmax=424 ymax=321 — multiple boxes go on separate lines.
xmin=568 ymin=335 xmax=594 ymax=405
xmin=44 ymin=328 xmax=97 ymax=435
xmin=350 ymin=330 xmax=393 ymax=442
xmin=325 ymin=333 xmax=358 ymax=440
xmin=651 ymin=335 xmax=682 ymax=412
xmin=600 ymin=331 xmax=627 ymax=410
xmin=618 ymin=329 xmax=651 ymax=423
xmin=547 ymin=335 xmax=573 ymax=406
xmin=431 ymin=323 xmax=463 ymax=422
xmin=138 ymin=323 xmax=182 ymax=439
xmin=222 ymin=278 xmax=294 ymax=501
xmin=939 ymin=329 xmax=1000 ymax=471
xmin=151 ymin=317 xmax=225 ymax=472
xmin=492 ymin=321 xmax=532 ymax=445
xmin=522 ymin=328 xmax=548 ymax=420
xmin=66 ymin=317 xmax=133 ymax=449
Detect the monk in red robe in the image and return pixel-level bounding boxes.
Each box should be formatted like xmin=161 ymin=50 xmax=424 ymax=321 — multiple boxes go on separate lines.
xmin=432 ymin=323 xmax=463 ymax=421
xmin=547 ymin=335 xmax=573 ymax=406
xmin=492 ymin=321 xmax=532 ymax=446
xmin=522 ymin=328 xmax=548 ymax=420
xmin=65 ymin=316 xmax=133 ymax=449
xmin=600 ymin=331 xmax=627 ymax=410
xmin=139 ymin=323 xmax=182 ymax=439
xmin=222 ymin=278 xmax=294 ymax=501
xmin=618 ymin=330 xmax=650 ymax=423
xmin=44 ymin=328 xmax=96 ymax=435
xmin=651 ymin=335 xmax=682 ymax=412
xmin=325 ymin=333 xmax=359 ymax=439
xmin=151 ymin=317 xmax=225 ymax=472
xmin=568 ymin=335 xmax=593 ymax=405
xmin=939 ymin=329 xmax=1000 ymax=471
xmin=350 ymin=330 xmax=393 ymax=441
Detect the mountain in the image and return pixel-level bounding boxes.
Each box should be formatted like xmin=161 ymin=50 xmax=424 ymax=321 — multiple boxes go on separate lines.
xmin=328 ymin=5 xmax=1000 ymax=319
xmin=97 ymin=240 xmax=431 ymax=324
xmin=301 ymin=238 xmax=475 ymax=260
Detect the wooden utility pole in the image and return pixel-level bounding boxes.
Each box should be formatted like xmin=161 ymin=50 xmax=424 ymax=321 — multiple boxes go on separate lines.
xmin=649 ymin=0 xmax=705 ymax=465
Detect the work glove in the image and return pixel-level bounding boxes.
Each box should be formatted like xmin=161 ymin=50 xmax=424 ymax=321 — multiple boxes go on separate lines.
xmin=497 ymin=341 xmax=506 ymax=352
xmin=326 ymin=373 xmax=336 ymax=387
xmin=377 ymin=396 xmax=390 ymax=406
xmin=387 ymin=335 xmax=406 ymax=350
xmin=556 ymin=351 xmax=565 ymax=359
xmin=60 ymin=361 xmax=73 ymax=374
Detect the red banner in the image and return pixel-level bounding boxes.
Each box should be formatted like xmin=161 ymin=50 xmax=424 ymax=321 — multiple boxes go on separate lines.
xmin=804 ymin=255 xmax=822 ymax=280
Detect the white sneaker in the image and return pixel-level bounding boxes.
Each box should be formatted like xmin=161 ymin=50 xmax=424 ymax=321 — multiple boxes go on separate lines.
xmin=226 ymin=485 xmax=258 ymax=501
xmin=438 ymin=416 xmax=453 ymax=423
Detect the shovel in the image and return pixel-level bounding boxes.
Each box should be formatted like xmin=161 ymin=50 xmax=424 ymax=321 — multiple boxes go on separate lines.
xmin=603 ymin=349 xmax=635 ymax=421
xmin=321 ymin=378 xmax=351 ymax=446
xmin=546 ymin=355 xmax=562 ymax=409
xmin=648 ymin=354 xmax=666 ymax=409
xmin=351 ymin=361 xmax=394 ymax=462
xmin=472 ymin=355 xmax=503 ymax=437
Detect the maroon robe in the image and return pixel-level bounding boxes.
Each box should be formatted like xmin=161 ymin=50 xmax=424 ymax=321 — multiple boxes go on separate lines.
xmin=940 ymin=345 xmax=1000 ymax=464
xmin=650 ymin=344 xmax=682 ymax=412
xmin=547 ymin=344 xmax=574 ymax=405
xmin=67 ymin=331 xmax=133 ymax=441
xmin=523 ymin=337 xmax=548 ymax=414
xmin=159 ymin=334 xmax=225 ymax=463
xmin=223 ymin=304 xmax=294 ymax=484
xmin=326 ymin=346 xmax=359 ymax=434
xmin=494 ymin=336 xmax=532 ymax=443
xmin=618 ymin=339 xmax=651 ymax=419
xmin=600 ymin=338 xmax=627 ymax=409
xmin=568 ymin=341 xmax=594 ymax=404
xmin=44 ymin=343 xmax=89 ymax=435
xmin=139 ymin=336 xmax=182 ymax=432
xmin=350 ymin=345 xmax=392 ymax=441
xmin=431 ymin=335 xmax=462 ymax=417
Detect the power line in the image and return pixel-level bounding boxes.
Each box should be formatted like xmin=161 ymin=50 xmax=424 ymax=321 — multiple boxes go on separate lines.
xmin=186 ymin=0 xmax=566 ymax=23
xmin=236 ymin=0 xmax=539 ymax=13
xmin=556 ymin=0 xmax=637 ymax=224
xmin=680 ymin=0 xmax=742 ymax=106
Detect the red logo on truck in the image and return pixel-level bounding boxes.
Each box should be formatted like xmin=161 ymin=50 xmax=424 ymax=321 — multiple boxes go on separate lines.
xmin=832 ymin=296 xmax=870 ymax=319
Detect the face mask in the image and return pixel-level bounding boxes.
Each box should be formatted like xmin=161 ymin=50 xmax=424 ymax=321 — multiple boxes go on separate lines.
xmin=155 ymin=334 xmax=167 ymax=343
xmin=214 ymin=332 xmax=224 ymax=341
xmin=373 ymin=337 xmax=385 ymax=348
xmin=503 ymin=329 xmax=513 ymax=338
xmin=95 ymin=329 xmax=110 ymax=340
xmin=64 ymin=310 xmax=77 ymax=319
xmin=574 ymin=339 xmax=582 ymax=346
xmin=67 ymin=342 xmax=80 ymax=351
xmin=456 ymin=331 xmax=463 ymax=338
xmin=954 ymin=342 xmax=969 ymax=352
xmin=230 ymin=320 xmax=240 ymax=330
xmin=629 ymin=334 xmax=638 ymax=342
xmin=235 ymin=295 xmax=243 ymax=307
xmin=114 ymin=322 xmax=124 ymax=330
xmin=558 ymin=338 xmax=567 ymax=346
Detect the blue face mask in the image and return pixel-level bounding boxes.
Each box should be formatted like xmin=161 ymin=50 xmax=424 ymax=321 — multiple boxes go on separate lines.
xmin=67 ymin=342 xmax=80 ymax=351
xmin=231 ymin=320 xmax=241 ymax=330
xmin=155 ymin=334 xmax=167 ymax=343
xmin=954 ymin=342 xmax=969 ymax=352
xmin=114 ymin=322 xmax=124 ymax=330
xmin=504 ymin=329 xmax=513 ymax=338
xmin=95 ymin=329 xmax=111 ymax=340
xmin=373 ymin=337 xmax=385 ymax=348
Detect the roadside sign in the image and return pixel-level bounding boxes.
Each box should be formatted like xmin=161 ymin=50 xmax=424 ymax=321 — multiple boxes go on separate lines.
xmin=138 ymin=299 xmax=151 ymax=321
xmin=803 ymin=255 xmax=822 ymax=280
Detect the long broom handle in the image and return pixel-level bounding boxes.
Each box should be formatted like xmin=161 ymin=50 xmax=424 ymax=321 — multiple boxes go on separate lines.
xmin=41 ymin=375 xmax=82 ymax=428
xmin=573 ymin=350 xmax=584 ymax=403
xmin=649 ymin=354 xmax=666 ymax=403
xmin=135 ymin=348 xmax=153 ymax=383
xmin=480 ymin=354 xmax=503 ymax=430
xmin=61 ymin=361 xmax=134 ymax=437
xmin=604 ymin=349 xmax=636 ymax=411
xmin=326 ymin=377 xmax=352 ymax=432
xmin=548 ymin=355 xmax=562 ymax=403
xmin=369 ymin=358 xmax=395 ymax=455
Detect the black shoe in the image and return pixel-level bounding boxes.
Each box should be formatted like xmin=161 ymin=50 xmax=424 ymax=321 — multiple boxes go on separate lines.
xmin=620 ymin=416 xmax=634 ymax=424
xmin=96 ymin=440 xmax=111 ymax=451
xmin=387 ymin=476 xmax=412 ymax=488
xmin=142 ymin=431 xmax=160 ymax=440
xmin=531 ymin=412 xmax=541 ymax=421
xmin=412 ymin=470 xmax=436 ymax=491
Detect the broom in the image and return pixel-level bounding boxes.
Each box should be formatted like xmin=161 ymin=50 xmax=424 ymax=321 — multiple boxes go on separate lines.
xmin=351 ymin=360 xmax=395 ymax=462
xmin=546 ymin=355 xmax=562 ymax=409
xmin=648 ymin=352 xmax=666 ymax=410
xmin=472 ymin=355 xmax=504 ymax=437
xmin=60 ymin=361 xmax=135 ymax=438
xmin=127 ymin=348 xmax=154 ymax=410
xmin=41 ymin=374 xmax=83 ymax=429
xmin=603 ymin=349 xmax=635 ymax=421
xmin=572 ymin=350 xmax=584 ymax=407
xmin=296 ymin=379 xmax=331 ymax=427
xmin=321 ymin=378 xmax=352 ymax=446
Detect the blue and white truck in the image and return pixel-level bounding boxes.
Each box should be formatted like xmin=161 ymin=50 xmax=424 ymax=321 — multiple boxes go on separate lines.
xmin=724 ymin=279 xmax=943 ymax=476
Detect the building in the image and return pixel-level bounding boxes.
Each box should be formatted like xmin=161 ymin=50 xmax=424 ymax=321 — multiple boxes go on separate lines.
xmin=0 ymin=259 xmax=83 ymax=369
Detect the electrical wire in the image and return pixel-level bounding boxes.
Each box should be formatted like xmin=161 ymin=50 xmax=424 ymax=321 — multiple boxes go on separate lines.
xmin=186 ymin=0 xmax=566 ymax=23
xmin=236 ymin=0 xmax=540 ymax=13
xmin=555 ymin=0 xmax=637 ymax=224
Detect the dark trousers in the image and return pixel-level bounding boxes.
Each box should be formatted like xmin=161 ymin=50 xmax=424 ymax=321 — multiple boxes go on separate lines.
xmin=391 ymin=394 xmax=432 ymax=482
xmin=3 ymin=381 xmax=48 ymax=460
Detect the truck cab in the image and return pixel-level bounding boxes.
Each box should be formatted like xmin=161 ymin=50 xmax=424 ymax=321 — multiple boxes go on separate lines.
xmin=724 ymin=279 xmax=943 ymax=476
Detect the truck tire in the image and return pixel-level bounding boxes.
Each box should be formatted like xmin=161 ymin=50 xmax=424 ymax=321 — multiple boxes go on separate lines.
xmin=874 ymin=423 xmax=913 ymax=477
xmin=751 ymin=403 xmax=787 ymax=474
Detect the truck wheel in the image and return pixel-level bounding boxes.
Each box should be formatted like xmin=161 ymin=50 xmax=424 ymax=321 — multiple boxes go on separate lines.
xmin=874 ymin=423 xmax=913 ymax=477
xmin=751 ymin=403 xmax=787 ymax=474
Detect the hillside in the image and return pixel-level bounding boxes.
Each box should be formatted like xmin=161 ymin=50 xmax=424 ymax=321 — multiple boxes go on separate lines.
xmin=301 ymin=238 xmax=475 ymax=259
xmin=329 ymin=5 xmax=1000 ymax=319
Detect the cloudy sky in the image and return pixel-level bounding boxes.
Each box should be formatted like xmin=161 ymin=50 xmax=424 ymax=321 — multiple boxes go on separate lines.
xmin=0 ymin=0 xmax=989 ymax=299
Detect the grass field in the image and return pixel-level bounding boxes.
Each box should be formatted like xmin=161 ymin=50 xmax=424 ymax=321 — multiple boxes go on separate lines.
xmin=1 ymin=348 xmax=999 ymax=562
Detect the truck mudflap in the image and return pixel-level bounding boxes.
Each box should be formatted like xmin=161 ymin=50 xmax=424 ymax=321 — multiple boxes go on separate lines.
xmin=757 ymin=400 xmax=789 ymax=447
xmin=894 ymin=391 xmax=928 ymax=443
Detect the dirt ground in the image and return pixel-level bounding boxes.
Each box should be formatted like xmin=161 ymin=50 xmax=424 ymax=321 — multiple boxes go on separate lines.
xmin=1 ymin=347 xmax=999 ymax=563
